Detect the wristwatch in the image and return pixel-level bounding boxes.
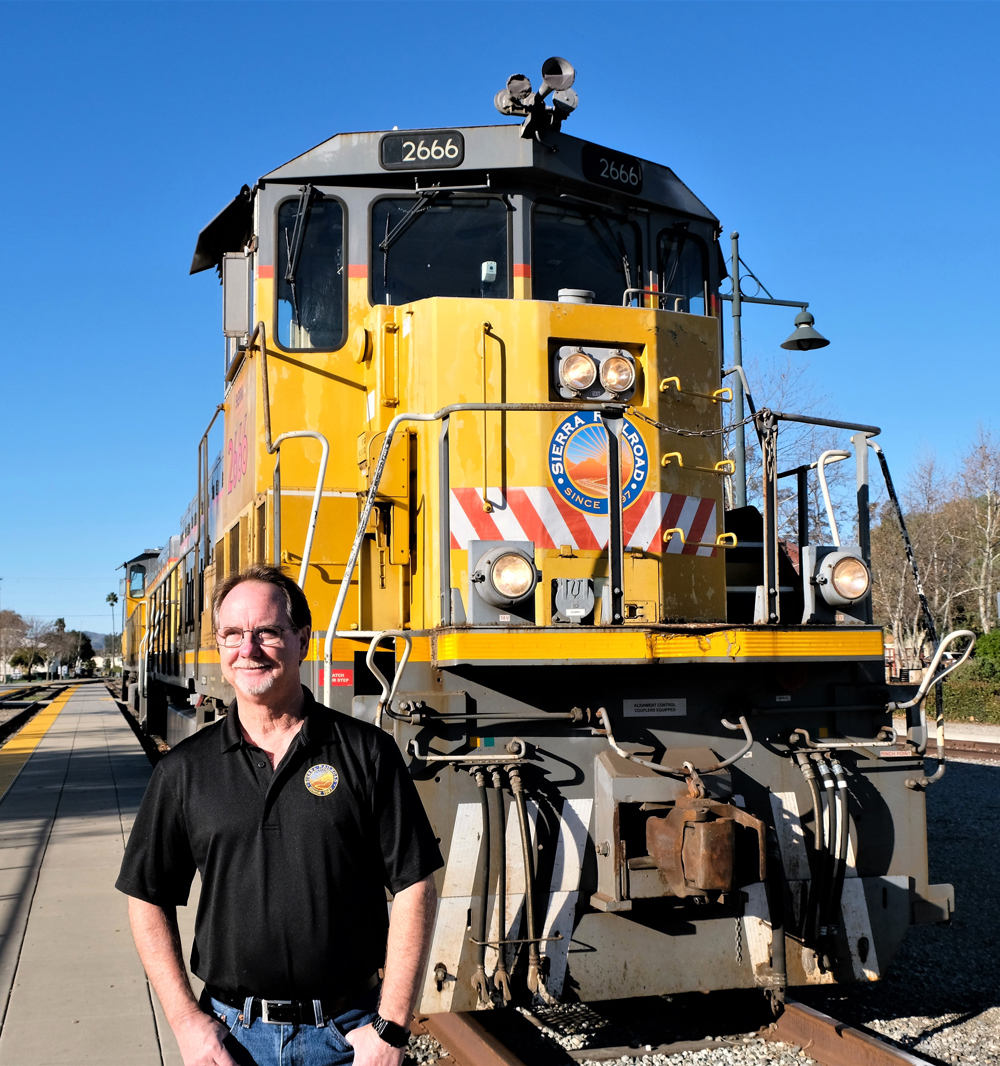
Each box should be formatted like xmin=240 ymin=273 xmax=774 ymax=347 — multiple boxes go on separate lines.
xmin=372 ymin=1013 xmax=410 ymax=1048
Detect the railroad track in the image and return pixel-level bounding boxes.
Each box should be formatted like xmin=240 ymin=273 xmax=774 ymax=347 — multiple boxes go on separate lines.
xmin=412 ymin=999 xmax=933 ymax=1066
xmin=942 ymin=738 xmax=1000 ymax=763
xmin=0 ymin=682 xmax=71 ymax=746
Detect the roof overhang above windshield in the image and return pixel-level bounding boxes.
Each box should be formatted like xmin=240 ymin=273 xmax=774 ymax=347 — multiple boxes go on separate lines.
xmin=260 ymin=124 xmax=718 ymax=225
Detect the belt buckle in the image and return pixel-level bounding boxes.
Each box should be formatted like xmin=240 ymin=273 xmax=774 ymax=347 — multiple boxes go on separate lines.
xmin=261 ymin=999 xmax=294 ymax=1025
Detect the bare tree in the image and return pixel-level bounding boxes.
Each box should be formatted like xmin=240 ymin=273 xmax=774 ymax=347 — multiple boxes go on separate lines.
xmin=955 ymin=426 xmax=1000 ymax=631
xmin=728 ymin=354 xmax=856 ymax=545
xmin=871 ymin=454 xmax=971 ymax=664
xmin=18 ymin=617 xmax=55 ymax=679
xmin=0 ymin=611 xmax=27 ymax=681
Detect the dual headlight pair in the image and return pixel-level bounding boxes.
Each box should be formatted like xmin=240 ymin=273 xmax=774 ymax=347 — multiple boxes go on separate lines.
xmin=559 ymin=349 xmax=636 ymax=395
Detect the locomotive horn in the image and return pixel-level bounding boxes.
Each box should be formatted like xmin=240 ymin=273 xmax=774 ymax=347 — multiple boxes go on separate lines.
xmin=539 ymin=56 xmax=575 ymax=97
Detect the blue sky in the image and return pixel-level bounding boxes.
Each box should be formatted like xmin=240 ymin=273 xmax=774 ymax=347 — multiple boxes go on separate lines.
xmin=1 ymin=1 xmax=997 ymax=628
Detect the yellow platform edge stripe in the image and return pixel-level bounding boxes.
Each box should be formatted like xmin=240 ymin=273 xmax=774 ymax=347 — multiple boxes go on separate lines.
xmin=0 ymin=685 xmax=78 ymax=804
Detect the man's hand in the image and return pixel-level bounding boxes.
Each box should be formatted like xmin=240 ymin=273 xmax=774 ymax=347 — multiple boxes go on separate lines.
xmin=172 ymin=1006 xmax=238 ymax=1066
xmin=345 ymin=1023 xmax=406 ymax=1066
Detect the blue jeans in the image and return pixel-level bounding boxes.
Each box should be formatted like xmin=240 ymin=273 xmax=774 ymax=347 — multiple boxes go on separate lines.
xmin=205 ymin=989 xmax=380 ymax=1066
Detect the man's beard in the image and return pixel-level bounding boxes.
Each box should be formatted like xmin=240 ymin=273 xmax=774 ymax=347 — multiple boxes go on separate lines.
xmin=232 ymin=663 xmax=276 ymax=696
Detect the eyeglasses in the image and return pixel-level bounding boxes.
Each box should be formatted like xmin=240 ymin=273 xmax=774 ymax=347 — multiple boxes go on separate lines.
xmin=215 ymin=626 xmax=298 ymax=648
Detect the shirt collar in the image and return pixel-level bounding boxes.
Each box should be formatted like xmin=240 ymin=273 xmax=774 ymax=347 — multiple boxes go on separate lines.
xmin=219 ymin=686 xmax=337 ymax=753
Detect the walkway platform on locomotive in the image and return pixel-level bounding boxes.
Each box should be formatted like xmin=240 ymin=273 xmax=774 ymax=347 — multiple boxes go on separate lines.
xmin=0 ymin=683 xmax=198 ymax=1065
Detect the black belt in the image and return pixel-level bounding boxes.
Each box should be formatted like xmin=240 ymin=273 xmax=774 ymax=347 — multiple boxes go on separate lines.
xmin=204 ymin=972 xmax=380 ymax=1026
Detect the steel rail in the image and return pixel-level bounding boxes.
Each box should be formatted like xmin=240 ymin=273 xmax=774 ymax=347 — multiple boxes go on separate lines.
xmin=766 ymin=999 xmax=932 ymax=1066
xmin=413 ymin=998 xmax=929 ymax=1066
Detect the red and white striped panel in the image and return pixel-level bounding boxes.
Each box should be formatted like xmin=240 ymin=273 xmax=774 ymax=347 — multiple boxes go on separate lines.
xmin=450 ymin=487 xmax=718 ymax=556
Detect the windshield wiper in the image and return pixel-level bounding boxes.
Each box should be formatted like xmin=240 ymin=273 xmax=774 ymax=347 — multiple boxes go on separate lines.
xmin=592 ymin=214 xmax=633 ymax=296
xmin=284 ymin=184 xmax=315 ymax=325
xmin=378 ymin=190 xmax=441 ymax=254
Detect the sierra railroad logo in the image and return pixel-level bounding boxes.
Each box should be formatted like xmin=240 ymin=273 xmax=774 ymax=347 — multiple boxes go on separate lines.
xmin=547 ymin=412 xmax=649 ymax=514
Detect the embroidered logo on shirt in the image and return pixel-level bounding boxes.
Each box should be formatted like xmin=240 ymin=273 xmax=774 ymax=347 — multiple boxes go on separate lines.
xmin=304 ymin=764 xmax=339 ymax=796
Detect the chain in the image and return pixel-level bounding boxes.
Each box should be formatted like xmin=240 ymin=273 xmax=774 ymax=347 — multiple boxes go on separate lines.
xmin=735 ymin=917 xmax=744 ymax=965
xmin=628 ymin=407 xmax=758 ymax=439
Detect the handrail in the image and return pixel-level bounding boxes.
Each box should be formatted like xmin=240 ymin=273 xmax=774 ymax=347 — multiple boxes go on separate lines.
xmin=408 ymin=737 xmax=528 ymax=764
xmin=251 ymin=320 xmax=330 ymax=590
xmin=364 ymin=630 xmax=412 ymax=730
xmin=815 ymin=450 xmax=851 ymax=546
xmin=770 ymin=409 xmax=881 ymax=437
xmin=888 ymin=630 xmax=975 ymax=712
xmin=271 ymin=431 xmax=329 ymax=588
xmin=888 ymin=629 xmax=976 ymax=788
xmin=597 ymin=707 xmax=754 ymax=776
xmin=321 ymin=400 xmax=621 ymax=708
xmin=146 ymin=543 xmax=197 ymax=600
xmin=622 ymin=288 xmax=685 ymax=310
xmin=195 ymin=403 xmax=225 ymax=683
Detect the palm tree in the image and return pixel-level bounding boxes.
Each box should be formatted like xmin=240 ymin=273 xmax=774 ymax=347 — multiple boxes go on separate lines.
xmin=106 ymin=592 xmax=119 ymax=672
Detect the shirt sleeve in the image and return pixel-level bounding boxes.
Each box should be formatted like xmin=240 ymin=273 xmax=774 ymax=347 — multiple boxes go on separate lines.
xmin=115 ymin=756 xmax=197 ymax=907
xmin=371 ymin=734 xmax=444 ymax=895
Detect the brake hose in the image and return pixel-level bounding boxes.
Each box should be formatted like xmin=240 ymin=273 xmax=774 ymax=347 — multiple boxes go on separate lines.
xmin=471 ymin=769 xmax=491 ymax=1006
xmin=508 ymin=766 xmax=541 ymax=995
xmin=491 ymin=768 xmax=512 ymax=1004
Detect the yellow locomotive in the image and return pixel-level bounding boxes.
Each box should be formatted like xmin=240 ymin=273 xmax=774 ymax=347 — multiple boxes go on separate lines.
xmin=122 ymin=58 xmax=961 ymax=1011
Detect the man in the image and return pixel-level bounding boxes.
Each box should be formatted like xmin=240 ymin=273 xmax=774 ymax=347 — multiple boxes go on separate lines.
xmin=117 ymin=564 xmax=442 ymax=1066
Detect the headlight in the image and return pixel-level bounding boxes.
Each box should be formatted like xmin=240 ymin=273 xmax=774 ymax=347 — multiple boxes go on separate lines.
xmin=490 ymin=553 xmax=535 ymax=600
xmin=831 ymin=556 xmax=870 ymax=601
xmin=560 ymin=351 xmax=597 ymax=392
xmin=600 ymin=354 xmax=635 ymax=393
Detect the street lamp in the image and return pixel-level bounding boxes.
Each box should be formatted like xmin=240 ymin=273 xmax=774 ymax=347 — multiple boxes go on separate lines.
xmin=720 ymin=231 xmax=831 ymax=507
xmin=781 ymin=310 xmax=830 ymax=352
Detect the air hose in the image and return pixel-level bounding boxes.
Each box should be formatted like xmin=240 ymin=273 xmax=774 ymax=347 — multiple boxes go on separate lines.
xmin=471 ymin=768 xmax=492 ymax=1006
xmin=508 ymin=766 xmax=541 ymax=995
xmin=491 ymin=768 xmax=512 ymax=1004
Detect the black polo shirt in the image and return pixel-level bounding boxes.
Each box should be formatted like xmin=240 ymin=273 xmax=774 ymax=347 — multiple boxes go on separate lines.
xmin=116 ymin=687 xmax=442 ymax=1001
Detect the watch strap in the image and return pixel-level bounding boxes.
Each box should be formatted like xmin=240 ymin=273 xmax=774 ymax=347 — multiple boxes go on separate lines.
xmin=372 ymin=1013 xmax=410 ymax=1048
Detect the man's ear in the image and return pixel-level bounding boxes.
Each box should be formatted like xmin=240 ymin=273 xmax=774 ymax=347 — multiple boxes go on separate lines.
xmin=298 ymin=625 xmax=312 ymax=664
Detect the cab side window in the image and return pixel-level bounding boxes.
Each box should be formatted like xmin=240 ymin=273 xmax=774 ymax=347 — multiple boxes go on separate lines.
xmin=129 ymin=565 xmax=146 ymax=597
xmin=657 ymin=229 xmax=708 ymax=315
xmin=276 ymin=196 xmax=345 ymax=350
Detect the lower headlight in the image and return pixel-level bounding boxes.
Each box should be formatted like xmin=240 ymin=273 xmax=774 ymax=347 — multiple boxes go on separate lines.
xmin=560 ymin=351 xmax=597 ymax=392
xmin=831 ymin=556 xmax=870 ymax=600
xmin=600 ymin=353 xmax=635 ymax=393
xmin=491 ymin=553 xmax=535 ymax=600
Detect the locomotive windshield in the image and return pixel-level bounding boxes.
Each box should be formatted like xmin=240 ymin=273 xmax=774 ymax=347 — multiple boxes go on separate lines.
xmin=371 ymin=195 xmax=509 ymax=305
xmin=276 ymin=196 xmax=345 ymax=350
xmin=531 ymin=201 xmax=641 ymax=306
xmin=658 ymin=229 xmax=708 ymax=315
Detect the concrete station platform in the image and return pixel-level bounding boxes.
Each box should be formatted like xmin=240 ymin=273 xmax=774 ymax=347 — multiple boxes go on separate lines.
xmin=0 ymin=683 xmax=198 ymax=1065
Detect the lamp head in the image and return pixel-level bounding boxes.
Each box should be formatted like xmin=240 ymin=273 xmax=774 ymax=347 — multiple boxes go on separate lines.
xmin=781 ymin=310 xmax=830 ymax=352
